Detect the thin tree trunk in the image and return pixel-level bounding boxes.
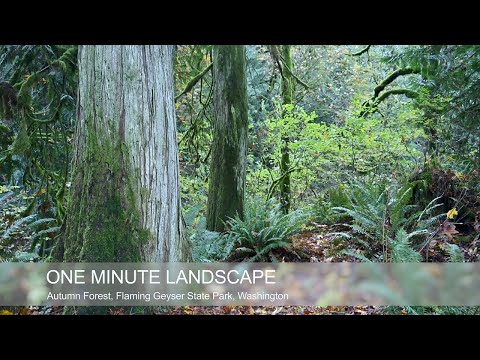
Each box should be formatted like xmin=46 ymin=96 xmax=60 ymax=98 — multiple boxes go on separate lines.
xmin=58 ymin=45 xmax=190 ymax=262
xmin=280 ymin=45 xmax=294 ymax=214
xmin=206 ymin=45 xmax=248 ymax=232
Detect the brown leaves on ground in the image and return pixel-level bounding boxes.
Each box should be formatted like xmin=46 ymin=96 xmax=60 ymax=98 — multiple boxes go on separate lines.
xmin=160 ymin=305 xmax=377 ymax=315
xmin=441 ymin=221 xmax=459 ymax=240
xmin=10 ymin=219 xmax=480 ymax=316
xmin=0 ymin=306 xmax=63 ymax=315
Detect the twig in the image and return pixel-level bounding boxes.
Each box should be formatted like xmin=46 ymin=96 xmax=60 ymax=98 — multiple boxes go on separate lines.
xmin=349 ymin=45 xmax=371 ymax=56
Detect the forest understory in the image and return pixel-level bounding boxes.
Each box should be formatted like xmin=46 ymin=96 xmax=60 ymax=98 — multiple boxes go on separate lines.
xmin=2 ymin=214 xmax=480 ymax=315
xmin=2 ymin=45 xmax=480 ymax=315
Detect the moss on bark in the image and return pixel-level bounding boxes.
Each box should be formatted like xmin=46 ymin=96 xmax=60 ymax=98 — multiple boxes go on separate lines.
xmin=207 ymin=45 xmax=248 ymax=232
xmin=58 ymin=46 xmax=188 ymax=263
xmin=279 ymin=45 xmax=294 ymax=214
xmin=61 ymin=120 xmax=149 ymax=262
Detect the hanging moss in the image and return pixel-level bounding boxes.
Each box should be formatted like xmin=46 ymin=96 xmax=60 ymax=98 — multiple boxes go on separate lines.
xmin=11 ymin=122 xmax=31 ymax=156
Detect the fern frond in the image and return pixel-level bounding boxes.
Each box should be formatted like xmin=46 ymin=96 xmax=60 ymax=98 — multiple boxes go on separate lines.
xmin=416 ymin=196 xmax=443 ymax=223
xmin=30 ymin=226 xmax=61 ymax=251
xmin=28 ymin=218 xmax=56 ymax=229
xmin=444 ymin=243 xmax=465 ymax=262
xmin=339 ymin=249 xmax=373 ymax=262
xmin=13 ymin=251 xmax=39 ymax=262
xmin=2 ymin=214 xmax=37 ymax=240
xmin=391 ymin=228 xmax=422 ymax=262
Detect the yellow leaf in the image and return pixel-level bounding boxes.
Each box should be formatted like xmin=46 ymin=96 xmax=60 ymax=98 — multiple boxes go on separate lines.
xmin=18 ymin=307 xmax=30 ymax=315
xmin=447 ymin=208 xmax=458 ymax=219
xmin=0 ymin=310 xmax=13 ymax=315
xmin=36 ymin=188 xmax=46 ymax=196
xmin=183 ymin=306 xmax=193 ymax=314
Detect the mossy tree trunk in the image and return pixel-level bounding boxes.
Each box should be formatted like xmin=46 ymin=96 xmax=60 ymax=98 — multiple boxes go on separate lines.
xmin=279 ymin=45 xmax=294 ymax=214
xmin=59 ymin=46 xmax=190 ymax=262
xmin=206 ymin=45 xmax=248 ymax=232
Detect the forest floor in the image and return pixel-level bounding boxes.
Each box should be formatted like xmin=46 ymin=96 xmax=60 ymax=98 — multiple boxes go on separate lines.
xmin=3 ymin=221 xmax=478 ymax=315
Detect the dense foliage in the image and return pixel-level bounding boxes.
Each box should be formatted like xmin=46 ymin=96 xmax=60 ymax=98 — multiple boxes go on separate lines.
xmin=2 ymin=45 xmax=480 ymax=315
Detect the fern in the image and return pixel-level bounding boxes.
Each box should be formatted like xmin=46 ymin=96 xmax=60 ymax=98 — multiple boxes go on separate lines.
xmin=13 ymin=251 xmax=39 ymax=262
xmin=0 ymin=188 xmax=18 ymax=208
xmin=223 ymin=198 xmax=310 ymax=262
xmin=444 ymin=243 xmax=465 ymax=262
xmin=190 ymin=216 xmax=224 ymax=262
xmin=28 ymin=217 xmax=56 ymax=229
xmin=339 ymin=249 xmax=373 ymax=263
xmin=391 ymin=229 xmax=422 ymax=262
xmin=30 ymin=226 xmax=61 ymax=252
xmin=184 ymin=205 xmax=202 ymax=227
xmin=1 ymin=214 xmax=37 ymax=240
xmin=332 ymin=178 xmax=443 ymax=263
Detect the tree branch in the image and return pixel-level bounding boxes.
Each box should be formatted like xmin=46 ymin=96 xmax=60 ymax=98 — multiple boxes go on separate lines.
xmin=349 ymin=45 xmax=371 ymax=56
xmin=360 ymin=88 xmax=420 ymax=117
xmin=267 ymin=167 xmax=299 ymax=200
xmin=268 ymin=45 xmax=284 ymax=80
xmin=269 ymin=45 xmax=310 ymax=90
xmin=175 ymin=62 xmax=213 ymax=102
xmin=279 ymin=57 xmax=310 ymax=90
xmin=359 ymin=67 xmax=421 ymax=117
xmin=375 ymin=88 xmax=419 ymax=103
xmin=373 ymin=67 xmax=419 ymax=97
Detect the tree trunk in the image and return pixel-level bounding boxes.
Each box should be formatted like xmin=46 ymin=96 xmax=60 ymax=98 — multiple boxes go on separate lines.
xmin=206 ymin=45 xmax=248 ymax=232
xmin=59 ymin=45 xmax=190 ymax=262
xmin=280 ymin=45 xmax=294 ymax=214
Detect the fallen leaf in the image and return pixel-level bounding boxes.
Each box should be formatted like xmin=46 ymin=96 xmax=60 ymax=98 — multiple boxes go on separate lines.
xmin=223 ymin=306 xmax=233 ymax=314
xmin=272 ymin=307 xmax=283 ymax=315
xmin=442 ymin=221 xmax=459 ymax=240
xmin=183 ymin=306 xmax=193 ymax=315
xmin=354 ymin=308 xmax=367 ymax=315
xmin=18 ymin=307 xmax=30 ymax=315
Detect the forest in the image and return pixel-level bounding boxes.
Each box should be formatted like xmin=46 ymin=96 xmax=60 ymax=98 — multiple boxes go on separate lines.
xmin=1 ymin=45 xmax=480 ymax=315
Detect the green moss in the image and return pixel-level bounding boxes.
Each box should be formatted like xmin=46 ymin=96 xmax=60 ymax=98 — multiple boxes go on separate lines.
xmin=12 ymin=122 xmax=31 ymax=156
xmin=207 ymin=46 xmax=248 ymax=232
xmin=279 ymin=45 xmax=294 ymax=214
xmin=63 ymin=117 xmax=151 ymax=262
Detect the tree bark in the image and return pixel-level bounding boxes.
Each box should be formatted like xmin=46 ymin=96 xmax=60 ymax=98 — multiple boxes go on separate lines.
xmin=206 ymin=45 xmax=248 ymax=232
xmin=279 ymin=45 xmax=294 ymax=214
xmin=59 ymin=45 xmax=190 ymax=262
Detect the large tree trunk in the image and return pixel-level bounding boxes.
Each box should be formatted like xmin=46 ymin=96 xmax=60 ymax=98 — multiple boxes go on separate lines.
xmin=59 ymin=45 xmax=190 ymax=262
xmin=279 ymin=45 xmax=294 ymax=214
xmin=206 ymin=45 xmax=248 ymax=232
